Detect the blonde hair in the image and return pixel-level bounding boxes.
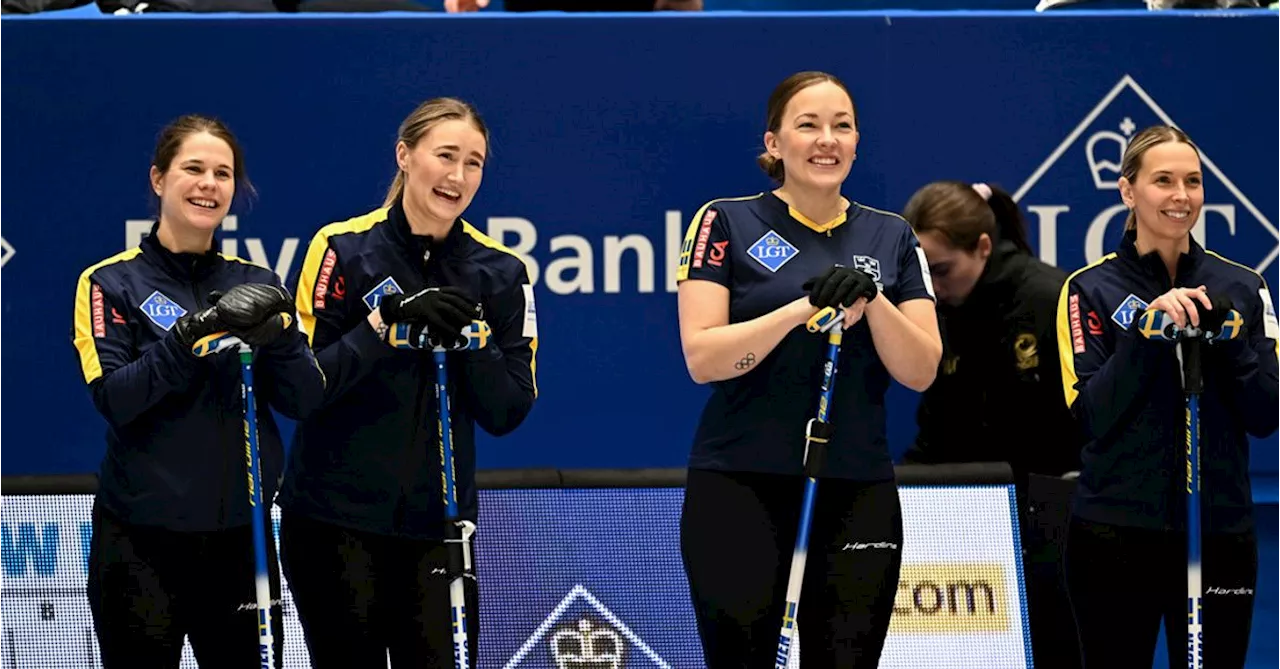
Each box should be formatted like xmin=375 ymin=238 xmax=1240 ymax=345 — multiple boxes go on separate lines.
xmin=1120 ymin=125 xmax=1200 ymax=231
xmin=383 ymin=97 xmax=490 ymax=208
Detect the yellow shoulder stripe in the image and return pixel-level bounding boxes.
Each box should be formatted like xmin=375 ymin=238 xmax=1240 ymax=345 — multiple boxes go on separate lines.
xmin=296 ymin=208 xmax=390 ymax=344
xmin=676 ymin=194 xmax=762 ymax=282
xmin=73 ymin=248 xmax=143 ymax=384
xmin=1055 ymin=253 xmax=1116 ymax=408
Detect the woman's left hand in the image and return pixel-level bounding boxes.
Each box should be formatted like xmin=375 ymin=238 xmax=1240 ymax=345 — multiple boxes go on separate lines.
xmin=842 ymin=296 xmax=869 ymax=329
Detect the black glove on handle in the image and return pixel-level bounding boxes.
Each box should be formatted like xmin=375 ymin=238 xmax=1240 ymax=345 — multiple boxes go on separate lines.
xmin=802 ymin=265 xmax=878 ymax=310
xmin=171 ymin=307 xmax=227 ymax=355
xmin=380 ymin=287 xmax=481 ymax=345
xmin=210 ymin=283 xmax=297 ymax=348
xmin=211 ymin=284 xmax=293 ymax=328
xmin=1197 ymin=294 xmax=1235 ymax=335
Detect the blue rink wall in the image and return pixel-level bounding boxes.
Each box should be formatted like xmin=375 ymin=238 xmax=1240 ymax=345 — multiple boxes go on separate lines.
xmin=1 ymin=10 xmax=1276 ymax=486
xmin=1 ymin=10 xmax=1277 ymax=669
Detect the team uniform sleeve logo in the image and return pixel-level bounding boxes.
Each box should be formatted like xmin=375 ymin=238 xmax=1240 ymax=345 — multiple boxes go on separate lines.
xmin=362 ymin=276 xmax=404 ymax=311
xmin=522 ymin=284 xmax=538 ymax=339
xmin=138 ymin=290 xmax=188 ymax=331
xmin=677 ymin=206 xmax=732 ymax=283
xmin=313 ymin=248 xmax=339 ymax=310
xmin=1068 ymin=294 xmax=1086 ymax=354
xmin=914 ymin=247 xmax=936 ymax=299
xmin=691 ymin=209 xmax=718 ymax=270
xmin=91 ymin=284 xmax=107 ymax=338
xmin=1260 ymin=288 xmax=1278 ymax=341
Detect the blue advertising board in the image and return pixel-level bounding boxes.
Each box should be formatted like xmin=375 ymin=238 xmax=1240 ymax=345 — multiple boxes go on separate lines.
xmin=0 ymin=485 xmax=1031 ymax=667
xmin=1 ymin=11 xmax=1276 ymax=481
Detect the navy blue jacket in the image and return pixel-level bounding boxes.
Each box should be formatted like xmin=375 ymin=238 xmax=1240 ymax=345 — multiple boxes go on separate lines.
xmin=278 ymin=201 xmax=538 ymax=539
xmin=1057 ymin=230 xmax=1278 ymax=533
xmin=72 ymin=227 xmax=325 ymax=532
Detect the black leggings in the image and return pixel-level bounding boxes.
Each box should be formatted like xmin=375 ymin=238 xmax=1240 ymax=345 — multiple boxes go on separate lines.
xmin=86 ymin=501 xmax=284 ymax=668
xmin=1064 ymin=518 xmax=1257 ymax=669
xmin=279 ymin=511 xmax=479 ymax=669
xmin=680 ymin=468 xmax=904 ymax=669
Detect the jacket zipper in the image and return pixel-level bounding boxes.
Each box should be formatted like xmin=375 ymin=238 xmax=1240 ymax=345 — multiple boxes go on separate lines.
xmin=396 ymin=245 xmax=438 ymax=534
xmin=190 ymin=263 xmax=230 ymax=530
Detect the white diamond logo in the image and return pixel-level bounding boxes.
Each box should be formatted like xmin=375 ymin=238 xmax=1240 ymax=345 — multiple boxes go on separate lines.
xmin=1014 ymin=74 xmax=1278 ymax=274
xmin=503 ymin=585 xmax=671 ymax=669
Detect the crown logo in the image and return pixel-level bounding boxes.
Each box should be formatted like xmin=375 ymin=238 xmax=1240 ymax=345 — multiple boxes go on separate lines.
xmin=552 ymin=618 xmax=623 ymax=669
xmin=1086 ymin=117 xmax=1137 ymax=190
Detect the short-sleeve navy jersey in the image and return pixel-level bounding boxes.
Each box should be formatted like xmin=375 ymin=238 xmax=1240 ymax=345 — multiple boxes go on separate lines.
xmin=677 ymin=191 xmax=936 ymax=481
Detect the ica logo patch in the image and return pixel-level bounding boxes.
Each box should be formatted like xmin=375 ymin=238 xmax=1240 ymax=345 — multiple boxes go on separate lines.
xmin=139 ymin=291 xmax=188 ymax=331
xmin=747 ymin=230 xmax=799 ymax=273
xmin=1110 ymin=293 xmax=1149 ymax=331
xmin=362 ymin=276 xmax=404 ymax=311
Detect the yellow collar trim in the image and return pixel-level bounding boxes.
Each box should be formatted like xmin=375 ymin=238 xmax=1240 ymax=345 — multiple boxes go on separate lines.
xmin=788 ymin=205 xmax=847 ymax=234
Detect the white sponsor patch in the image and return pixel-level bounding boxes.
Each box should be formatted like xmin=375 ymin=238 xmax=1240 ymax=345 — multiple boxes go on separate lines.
xmin=915 ymin=247 xmax=936 ymax=299
xmin=522 ymin=284 xmax=538 ymax=339
xmin=1261 ymin=288 xmax=1278 ymax=340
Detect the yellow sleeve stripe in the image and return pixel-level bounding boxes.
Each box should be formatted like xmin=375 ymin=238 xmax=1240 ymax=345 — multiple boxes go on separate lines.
xmin=73 ymin=248 xmax=143 ymax=384
xmin=461 ymin=221 xmax=539 ymax=397
xmin=295 ymin=234 xmax=330 ymax=346
xmin=1055 ymin=279 xmax=1078 ymax=409
xmin=675 ymin=194 xmax=762 ymax=283
xmin=1055 ymin=253 xmax=1116 ymax=409
xmin=530 ymin=336 xmax=539 ymax=399
xmin=676 ymin=202 xmax=714 ymax=283
xmin=295 ymin=208 xmax=390 ymax=346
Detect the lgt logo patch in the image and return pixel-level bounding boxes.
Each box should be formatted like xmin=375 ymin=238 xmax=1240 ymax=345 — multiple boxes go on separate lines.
xmin=139 ymin=290 xmax=187 ymax=331
xmin=362 ymin=276 xmax=404 ymax=311
xmin=747 ymin=230 xmax=799 ymax=273
xmin=1110 ymin=293 xmax=1149 ymax=331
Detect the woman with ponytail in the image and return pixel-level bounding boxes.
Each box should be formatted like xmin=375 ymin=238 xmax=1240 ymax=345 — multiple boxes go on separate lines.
xmin=901 ymin=180 xmax=1083 ymax=668
xmin=278 ymin=97 xmax=537 ymax=667
xmin=901 ymin=180 xmax=1079 ymax=478
xmin=676 ymin=71 xmax=941 ymax=667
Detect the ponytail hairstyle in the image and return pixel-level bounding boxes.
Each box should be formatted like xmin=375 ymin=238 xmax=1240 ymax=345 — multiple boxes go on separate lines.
xmin=383 ymin=97 xmax=490 ymax=208
xmin=1119 ymin=124 xmax=1200 ymax=231
xmin=902 ymin=180 xmax=1031 ymax=254
xmin=756 ymin=71 xmax=857 ymax=185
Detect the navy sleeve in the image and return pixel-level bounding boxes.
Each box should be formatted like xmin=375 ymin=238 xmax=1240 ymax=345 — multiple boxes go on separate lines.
xmin=895 ymin=224 xmax=936 ymax=304
xmin=1056 ymin=277 xmax=1171 ymax=440
xmin=294 ymin=233 xmax=395 ymax=407
xmin=676 ymin=204 xmax=732 ymax=287
xmin=73 ymin=270 xmax=201 ymax=428
xmin=1216 ymin=281 xmax=1280 ymax=437
xmin=460 ymin=264 xmax=538 ymax=437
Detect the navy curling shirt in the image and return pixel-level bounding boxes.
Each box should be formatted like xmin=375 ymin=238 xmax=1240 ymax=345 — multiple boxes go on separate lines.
xmin=677 ymin=192 xmax=936 ymax=481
